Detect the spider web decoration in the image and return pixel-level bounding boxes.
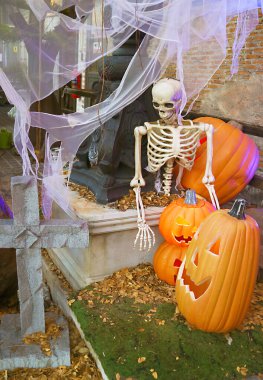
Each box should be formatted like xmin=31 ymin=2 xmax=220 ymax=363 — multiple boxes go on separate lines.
xmin=0 ymin=0 xmax=261 ymax=218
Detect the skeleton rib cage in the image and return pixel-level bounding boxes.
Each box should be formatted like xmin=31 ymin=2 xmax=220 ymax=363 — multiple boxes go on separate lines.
xmin=147 ymin=123 xmax=202 ymax=173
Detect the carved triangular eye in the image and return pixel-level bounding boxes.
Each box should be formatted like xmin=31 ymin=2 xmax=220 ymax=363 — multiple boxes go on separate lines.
xmin=208 ymin=240 xmax=220 ymax=256
xmin=175 ymin=216 xmax=191 ymax=226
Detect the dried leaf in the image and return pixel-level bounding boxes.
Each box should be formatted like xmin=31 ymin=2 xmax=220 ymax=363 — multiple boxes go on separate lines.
xmin=22 ymin=319 xmax=62 ymax=357
xmin=110 ymin=189 xmax=180 ymax=211
xmin=138 ymin=357 xmax=146 ymax=363
xmin=237 ymin=366 xmax=248 ymax=376
xmin=77 ymin=263 xmax=175 ymax=306
xmin=224 ymin=334 xmax=233 ymax=345
xmin=79 ymin=347 xmax=89 ymax=354
xmin=156 ymin=319 xmax=165 ymax=326
xmin=68 ymin=299 xmax=76 ymax=306
xmin=152 ymin=371 xmax=158 ymax=379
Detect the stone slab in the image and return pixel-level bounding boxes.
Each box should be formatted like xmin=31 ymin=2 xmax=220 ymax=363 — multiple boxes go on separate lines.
xmin=16 ymin=248 xmax=45 ymax=335
xmin=0 ymin=220 xmax=88 ymax=249
xmin=11 ymin=176 xmax=39 ymax=225
xmin=0 ymin=312 xmax=70 ymax=370
xmin=49 ymin=200 xmax=164 ymax=289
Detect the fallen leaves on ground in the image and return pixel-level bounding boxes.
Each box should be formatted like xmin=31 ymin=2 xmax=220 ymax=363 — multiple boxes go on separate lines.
xmin=0 ymin=310 xmax=103 ymax=380
xmin=42 ymin=249 xmax=73 ymax=292
xmin=68 ymin=183 xmax=96 ymax=203
xmin=241 ymin=282 xmax=263 ymax=331
xmin=78 ymin=264 xmax=175 ymax=305
xmin=68 ymin=182 xmax=181 ymax=211
xmin=110 ymin=190 xmax=180 ymax=211
xmin=23 ymin=317 xmax=62 ymax=356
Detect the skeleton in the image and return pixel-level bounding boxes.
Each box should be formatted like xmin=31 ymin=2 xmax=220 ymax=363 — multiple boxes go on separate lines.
xmin=130 ymin=78 xmax=219 ymax=251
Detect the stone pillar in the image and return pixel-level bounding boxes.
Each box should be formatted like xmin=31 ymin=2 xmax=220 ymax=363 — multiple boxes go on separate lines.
xmin=70 ymin=34 xmax=158 ymax=203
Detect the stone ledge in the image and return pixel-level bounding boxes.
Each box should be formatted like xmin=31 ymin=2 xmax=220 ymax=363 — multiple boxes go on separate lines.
xmin=51 ymin=198 xmax=165 ymax=289
xmin=42 ymin=258 xmax=109 ymax=380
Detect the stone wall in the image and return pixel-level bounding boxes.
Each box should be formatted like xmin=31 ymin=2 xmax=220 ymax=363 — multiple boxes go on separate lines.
xmin=165 ymin=10 xmax=263 ymax=127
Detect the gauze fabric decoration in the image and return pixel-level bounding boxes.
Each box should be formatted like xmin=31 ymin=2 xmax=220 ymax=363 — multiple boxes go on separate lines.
xmin=0 ymin=0 xmax=262 ymax=220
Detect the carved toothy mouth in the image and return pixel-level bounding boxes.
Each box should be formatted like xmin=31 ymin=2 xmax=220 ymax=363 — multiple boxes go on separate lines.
xmin=179 ymin=267 xmax=211 ymax=300
xmin=172 ymin=234 xmax=192 ymax=245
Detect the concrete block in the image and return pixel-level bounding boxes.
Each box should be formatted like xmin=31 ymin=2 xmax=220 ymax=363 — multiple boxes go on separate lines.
xmin=0 ymin=312 xmax=70 ymax=370
xmin=49 ymin=201 xmax=165 ymax=290
xmin=16 ymin=248 xmax=45 ymax=335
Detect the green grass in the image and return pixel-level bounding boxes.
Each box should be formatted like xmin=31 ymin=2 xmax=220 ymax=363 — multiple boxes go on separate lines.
xmin=71 ymin=296 xmax=263 ymax=380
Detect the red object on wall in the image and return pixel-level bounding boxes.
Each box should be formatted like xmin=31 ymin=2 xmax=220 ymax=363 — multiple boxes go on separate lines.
xmin=70 ymin=74 xmax=81 ymax=99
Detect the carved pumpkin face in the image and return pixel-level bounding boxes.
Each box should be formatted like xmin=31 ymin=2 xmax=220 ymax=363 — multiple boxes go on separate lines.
xmin=153 ymin=242 xmax=187 ymax=285
xmin=176 ymin=200 xmax=260 ymax=333
xmin=159 ymin=190 xmax=215 ymax=247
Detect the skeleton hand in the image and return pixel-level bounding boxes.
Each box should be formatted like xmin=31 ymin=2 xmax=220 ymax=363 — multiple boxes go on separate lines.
xmin=134 ymin=217 xmax=156 ymax=252
xmin=133 ymin=187 xmax=155 ymax=252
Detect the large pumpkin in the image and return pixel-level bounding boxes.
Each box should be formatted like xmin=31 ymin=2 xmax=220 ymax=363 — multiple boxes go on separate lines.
xmin=153 ymin=242 xmax=187 ymax=285
xmin=174 ymin=117 xmax=259 ymax=204
xmin=176 ymin=199 xmax=260 ymax=333
xmin=159 ymin=189 xmax=215 ymax=246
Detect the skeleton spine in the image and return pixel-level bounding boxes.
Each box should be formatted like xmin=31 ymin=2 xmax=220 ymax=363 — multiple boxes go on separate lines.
xmin=162 ymin=159 xmax=174 ymax=195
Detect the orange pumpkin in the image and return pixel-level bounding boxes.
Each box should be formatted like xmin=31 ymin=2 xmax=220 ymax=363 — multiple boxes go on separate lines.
xmin=174 ymin=117 xmax=259 ymax=204
xmin=176 ymin=199 xmax=260 ymax=333
xmin=153 ymin=242 xmax=187 ymax=285
xmin=159 ymin=190 xmax=215 ymax=246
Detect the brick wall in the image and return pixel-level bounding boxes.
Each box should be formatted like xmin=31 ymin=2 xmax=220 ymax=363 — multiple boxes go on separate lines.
xmin=165 ymin=10 xmax=263 ymax=127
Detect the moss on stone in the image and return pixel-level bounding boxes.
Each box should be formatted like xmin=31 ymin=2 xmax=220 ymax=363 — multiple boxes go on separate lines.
xmin=71 ymin=297 xmax=263 ymax=380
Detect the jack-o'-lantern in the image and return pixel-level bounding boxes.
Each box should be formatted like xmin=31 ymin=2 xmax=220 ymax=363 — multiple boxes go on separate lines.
xmin=176 ymin=199 xmax=260 ymax=333
xmin=159 ymin=189 xmax=215 ymax=246
xmin=174 ymin=117 xmax=259 ymax=204
xmin=153 ymin=242 xmax=187 ymax=285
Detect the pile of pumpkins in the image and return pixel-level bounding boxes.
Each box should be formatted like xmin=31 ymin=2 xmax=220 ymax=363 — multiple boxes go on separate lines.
xmin=153 ymin=118 xmax=260 ymax=333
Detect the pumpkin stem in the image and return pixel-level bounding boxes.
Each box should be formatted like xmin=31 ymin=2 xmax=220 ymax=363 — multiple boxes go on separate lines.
xmin=228 ymin=199 xmax=247 ymax=220
xmin=184 ymin=190 xmax=197 ymax=205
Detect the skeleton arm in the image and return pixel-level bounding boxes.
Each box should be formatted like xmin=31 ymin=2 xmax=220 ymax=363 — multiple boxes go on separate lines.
xmin=197 ymin=122 xmax=220 ymax=209
xmin=130 ymin=124 xmax=155 ymax=251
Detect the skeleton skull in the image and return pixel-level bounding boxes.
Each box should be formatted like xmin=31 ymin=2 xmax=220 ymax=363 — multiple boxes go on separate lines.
xmin=152 ymin=78 xmax=182 ymax=123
